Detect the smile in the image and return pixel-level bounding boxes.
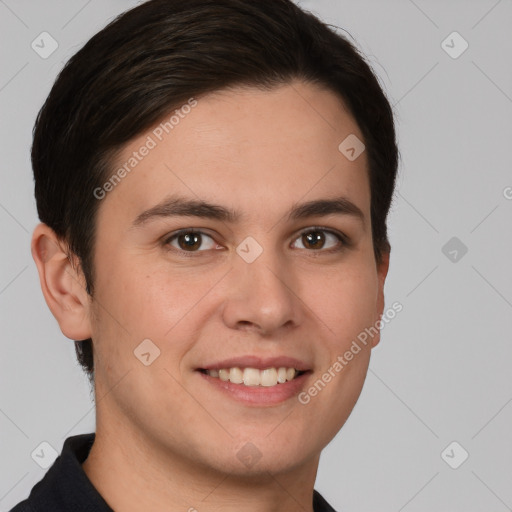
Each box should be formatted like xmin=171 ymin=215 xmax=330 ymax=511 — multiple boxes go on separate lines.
xmin=199 ymin=367 xmax=306 ymax=387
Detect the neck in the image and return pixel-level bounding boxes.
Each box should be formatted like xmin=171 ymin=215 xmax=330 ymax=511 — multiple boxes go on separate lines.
xmin=82 ymin=416 xmax=319 ymax=512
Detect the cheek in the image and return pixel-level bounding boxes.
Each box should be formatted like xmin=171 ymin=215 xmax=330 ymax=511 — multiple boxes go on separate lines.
xmin=92 ymin=260 xmax=224 ymax=359
xmin=299 ymin=268 xmax=378 ymax=438
xmin=306 ymin=264 xmax=379 ymax=345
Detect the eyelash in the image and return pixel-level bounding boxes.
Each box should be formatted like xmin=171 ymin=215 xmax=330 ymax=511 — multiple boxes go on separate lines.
xmin=162 ymin=226 xmax=350 ymax=257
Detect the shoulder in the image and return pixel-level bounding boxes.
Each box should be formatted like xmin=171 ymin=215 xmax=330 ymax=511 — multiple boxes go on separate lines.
xmin=9 ymin=501 xmax=35 ymax=512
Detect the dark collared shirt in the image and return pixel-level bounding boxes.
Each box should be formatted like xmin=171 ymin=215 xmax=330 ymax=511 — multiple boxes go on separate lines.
xmin=10 ymin=433 xmax=337 ymax=511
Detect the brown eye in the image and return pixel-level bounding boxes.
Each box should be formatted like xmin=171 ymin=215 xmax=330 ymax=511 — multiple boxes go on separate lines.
xmin=165 ymin=230 xmax=217 ymax=252
xmin=302 ymin=231 xmax=325 ymax=250
xmin=292 ymin=228 xmax=346 ymax=252
xmin=177 ymin=232 xmax=201 ymax=251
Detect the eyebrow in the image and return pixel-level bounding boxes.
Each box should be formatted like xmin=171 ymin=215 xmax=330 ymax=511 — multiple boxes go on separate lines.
xmin=131 ymin=194 xmax=365 ymax=228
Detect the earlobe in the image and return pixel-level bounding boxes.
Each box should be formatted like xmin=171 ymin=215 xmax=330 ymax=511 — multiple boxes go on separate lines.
xmin=371 ymin=249 xmax=391 ymax=348
xmin=31 ymin=223 xmax=93 ymax=341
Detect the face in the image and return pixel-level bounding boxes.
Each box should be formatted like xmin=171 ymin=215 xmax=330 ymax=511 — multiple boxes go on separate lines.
xmin=86 ymin=81 xmax=388 ymax=477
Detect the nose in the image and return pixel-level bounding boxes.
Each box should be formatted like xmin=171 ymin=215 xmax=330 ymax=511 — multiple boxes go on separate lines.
xmin=221 ymin=241 xmax=302 ymax=336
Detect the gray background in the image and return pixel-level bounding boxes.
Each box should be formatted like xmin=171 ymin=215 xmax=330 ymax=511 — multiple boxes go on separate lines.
xmin=1 ymin=0 xmax=511 ymax=510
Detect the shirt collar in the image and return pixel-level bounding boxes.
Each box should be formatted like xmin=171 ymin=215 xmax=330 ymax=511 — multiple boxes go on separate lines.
xmin=12 ymin=433 xmax=113 ymax=511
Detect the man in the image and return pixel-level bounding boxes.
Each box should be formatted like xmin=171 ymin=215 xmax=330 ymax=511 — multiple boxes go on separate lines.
xmin=12 ymin=0 xmax=398 ymax=510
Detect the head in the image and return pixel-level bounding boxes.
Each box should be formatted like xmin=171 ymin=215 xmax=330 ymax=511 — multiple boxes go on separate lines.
xmin=31 ymin=0 xmax=398 ymax=477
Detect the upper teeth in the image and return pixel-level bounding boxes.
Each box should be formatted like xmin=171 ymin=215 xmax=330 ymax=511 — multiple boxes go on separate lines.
xmin=206 ymin=367 xmax=298 ymax=387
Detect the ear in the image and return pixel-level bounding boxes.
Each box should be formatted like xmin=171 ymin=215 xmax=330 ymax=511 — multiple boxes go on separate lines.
xmin=31 ymin=223 xmax=93 ymax=341
xmin=370 ymin=249 xmax=390 ymax=348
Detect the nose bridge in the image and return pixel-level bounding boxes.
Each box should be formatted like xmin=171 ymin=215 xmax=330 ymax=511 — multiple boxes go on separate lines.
xmin=222 ymin=233 xmax=300 ymax=333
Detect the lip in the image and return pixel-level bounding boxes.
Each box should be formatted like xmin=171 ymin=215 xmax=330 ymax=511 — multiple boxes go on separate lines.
xmin=197 ymin=355 xmax=312 ymax=372
xmin=197 ymin=370 xmax=312 ymax=406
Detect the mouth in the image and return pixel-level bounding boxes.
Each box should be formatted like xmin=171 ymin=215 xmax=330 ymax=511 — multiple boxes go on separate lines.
xmin=195 ymin=365 xmax=312 ymax=406
xmin=197 ymin=367 xmax=308 ymax=387
xmin=195 ymin=355 xmax=313 ymax=405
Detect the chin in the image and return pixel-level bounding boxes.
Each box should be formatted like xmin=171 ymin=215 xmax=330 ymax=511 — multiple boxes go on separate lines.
xmin=204 ymin=437 xmax=316 ymax=478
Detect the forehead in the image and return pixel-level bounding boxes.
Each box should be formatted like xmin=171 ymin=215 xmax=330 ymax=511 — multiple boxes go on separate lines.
xmin=97 ymin=81 xmax=370 ymax=227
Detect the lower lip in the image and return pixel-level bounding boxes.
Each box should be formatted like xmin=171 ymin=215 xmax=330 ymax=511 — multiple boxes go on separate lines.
xmin=197 ymin=370 xmax=311 ymax=406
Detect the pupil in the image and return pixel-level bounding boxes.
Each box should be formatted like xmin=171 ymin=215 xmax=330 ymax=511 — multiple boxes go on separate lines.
xmin=181 ymin=233 xmax=200 ymax=250
xmin=305 ymin=231 xmax=324 ymax=249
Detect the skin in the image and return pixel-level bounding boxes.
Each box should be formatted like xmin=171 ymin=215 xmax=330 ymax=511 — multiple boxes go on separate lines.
xmin=32 ymin=80 xmax=389 ymax=512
